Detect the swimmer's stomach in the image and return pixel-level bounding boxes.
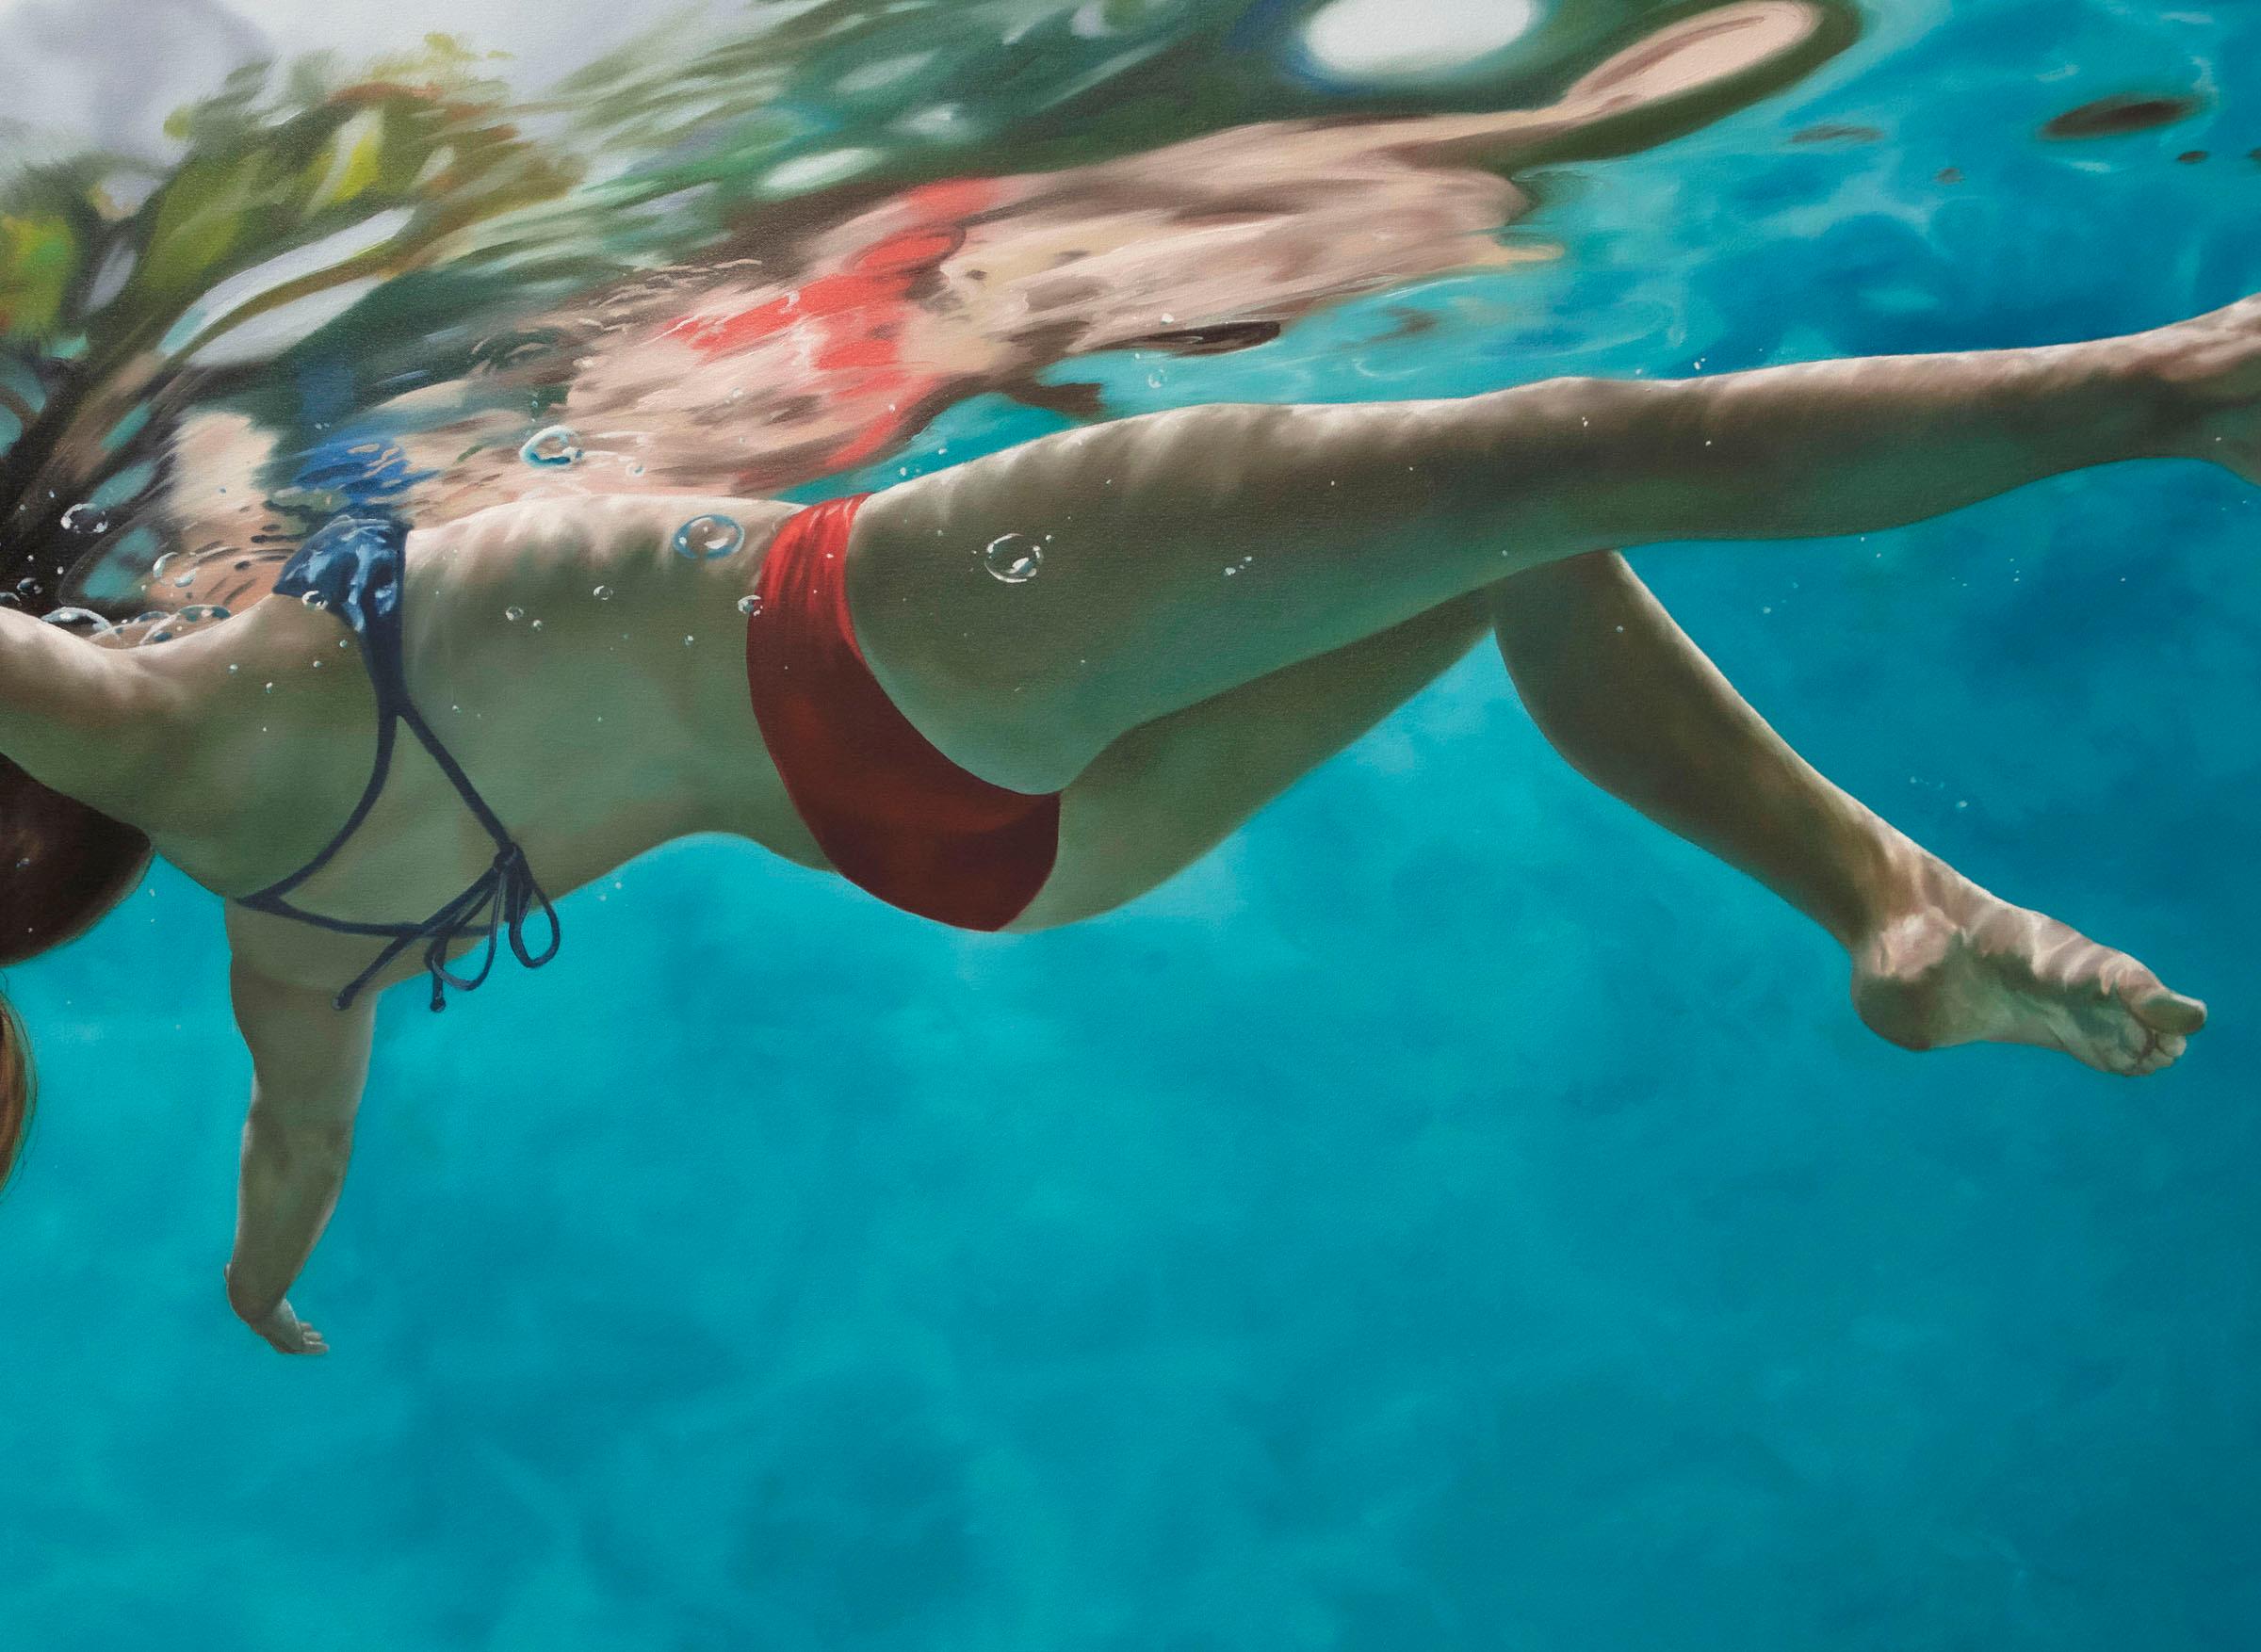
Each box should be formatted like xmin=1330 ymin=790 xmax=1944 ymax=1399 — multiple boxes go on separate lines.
xmin=155 ymin=492 xmax=838 ymax=990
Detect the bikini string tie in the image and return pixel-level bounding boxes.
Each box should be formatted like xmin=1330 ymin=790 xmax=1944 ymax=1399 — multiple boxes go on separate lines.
xmin=328 ymin=843 xmax=562 ymax=1013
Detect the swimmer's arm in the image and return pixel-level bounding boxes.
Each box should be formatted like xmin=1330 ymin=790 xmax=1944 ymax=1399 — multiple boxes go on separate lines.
xmin=222 ymin=960 xmax=373 ymax=1356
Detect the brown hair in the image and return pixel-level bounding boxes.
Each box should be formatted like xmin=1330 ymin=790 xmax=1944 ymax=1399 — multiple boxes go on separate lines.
xmin=0 ymin=757 xmax=151 ymax=1193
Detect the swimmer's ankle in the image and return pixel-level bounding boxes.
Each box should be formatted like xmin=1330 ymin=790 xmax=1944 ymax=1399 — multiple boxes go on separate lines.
xmin=1837 ymin=828 xmax=1969 ymax=958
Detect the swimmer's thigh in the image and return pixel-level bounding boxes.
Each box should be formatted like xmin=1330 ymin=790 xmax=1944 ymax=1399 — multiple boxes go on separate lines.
xmin=1009 ymin=593 xmax=1488 ymax=929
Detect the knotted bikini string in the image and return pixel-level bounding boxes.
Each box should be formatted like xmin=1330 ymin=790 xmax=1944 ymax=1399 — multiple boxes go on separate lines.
xmin=329 ymin=842 xmax=562 ymax=1012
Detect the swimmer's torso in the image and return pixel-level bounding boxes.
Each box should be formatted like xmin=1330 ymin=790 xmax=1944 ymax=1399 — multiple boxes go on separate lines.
xmin=139 ymin=494 xmax=822 ymax=992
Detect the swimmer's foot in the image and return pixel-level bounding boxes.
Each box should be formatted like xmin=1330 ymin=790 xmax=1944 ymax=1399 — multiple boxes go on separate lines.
xmin=1849 ymin=866 xmax=2206 ymax=1076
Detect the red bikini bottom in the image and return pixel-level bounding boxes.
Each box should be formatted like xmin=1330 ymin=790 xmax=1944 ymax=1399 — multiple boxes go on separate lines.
xmin=744 ymin=493 xmax=1061 ymax=930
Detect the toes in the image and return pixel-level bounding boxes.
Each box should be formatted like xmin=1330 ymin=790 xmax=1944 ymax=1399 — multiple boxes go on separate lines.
xmin=2122 ymin=1030 xmax=2188 ymax=1078
xmin=2130 ymin=985 xmax=2208 ymax=1037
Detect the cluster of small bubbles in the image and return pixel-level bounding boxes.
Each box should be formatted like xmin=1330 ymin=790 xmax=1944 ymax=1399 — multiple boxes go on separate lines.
xmin=672 ymin=513 xmax=744 ymax=559
xmin=983 ymin=533 xmax=1043 ymax=583
xmin=593 ymin=584 xmax=614 ymax=601
xmin=504 ymin=605 xmax=526 ymax=623
xmin=520 ymin=425 xmax=583 ymax=466
xmin=41 ymin=607 xmax=106 ymax=631
xmin=736 ymin=593 xmax=763 ymax=616
xmin=1223 ymin=554 xmax=1254 ymax=577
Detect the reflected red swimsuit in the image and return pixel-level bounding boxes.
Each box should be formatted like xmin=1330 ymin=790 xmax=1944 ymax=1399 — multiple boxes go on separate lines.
xmin=744 ymin=494 xmax=1061 ymax=930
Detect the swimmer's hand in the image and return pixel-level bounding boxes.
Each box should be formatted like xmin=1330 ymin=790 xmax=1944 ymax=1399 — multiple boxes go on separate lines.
xmin=225 ymin=1266 xmax=329 ymax=1356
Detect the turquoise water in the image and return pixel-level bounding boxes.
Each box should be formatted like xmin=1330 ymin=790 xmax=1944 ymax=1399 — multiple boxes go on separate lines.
xmin=5 ymin=2 xmax=2261 ymax=1647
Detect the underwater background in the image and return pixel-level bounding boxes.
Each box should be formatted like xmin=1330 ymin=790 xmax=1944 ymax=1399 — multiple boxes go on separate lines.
xmin=1 ymin=0 xmax=2258 ymax=1646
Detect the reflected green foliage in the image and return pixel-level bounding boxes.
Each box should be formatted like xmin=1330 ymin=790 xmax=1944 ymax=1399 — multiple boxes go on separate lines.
xmin=0 ymin=40 xmax=575 ymax=612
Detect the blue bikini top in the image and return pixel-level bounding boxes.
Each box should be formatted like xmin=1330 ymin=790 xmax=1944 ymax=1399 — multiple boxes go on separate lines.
xmin=236 ymin=512 xmax=561 ymax=1012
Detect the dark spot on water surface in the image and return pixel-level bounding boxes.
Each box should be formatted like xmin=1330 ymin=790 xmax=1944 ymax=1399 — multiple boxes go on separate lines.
xmin=1936 ymin=167 xmax=1963 ymax=185
xmin=1791 ymin=122 xmax=1883 ymax=146
xmin=2178 ymin=150 xmax=2209 ymax=164
xmin=2041 ymin=93 xmax=2203 ymax=140
xmin=1373 ymin=307 xmax=1439 ymax=344
xmin=1121 ymin=319 xmax=1282 ymax=355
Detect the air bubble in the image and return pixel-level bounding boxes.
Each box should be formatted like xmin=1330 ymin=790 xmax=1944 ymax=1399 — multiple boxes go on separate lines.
xmin=737 ymin=593 xmax=763 ymax=615
xmin=672 ymin=513 xmax=744 ymax=559
xmin=178 ymin=604 xmax=230 ymax=624
xmin=983 ymin=534 xmax=1042 ymax=583
xmin=41 ymin=607 xmax=106 ymax=631
xmin=521 ymin=425 xmax=583 ymax=466
xmin=529 ymin=619 xmax=544 ymax=632
xmin=505 ymin=606 xmax=525 ymax=623
xmin=14 ymin=577 xmax=41 ymax=598
xmin=592 ymin=584 xmax=614 ymax=601
xmin=300 ymin=591 xmax=325 ymax=609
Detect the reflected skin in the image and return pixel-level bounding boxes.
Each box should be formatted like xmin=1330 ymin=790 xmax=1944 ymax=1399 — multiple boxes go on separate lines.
xmin=23 ymin=293 xmax=2254 ymax=1351
xmin=349 ymin=2 xmax=1836 ymax=518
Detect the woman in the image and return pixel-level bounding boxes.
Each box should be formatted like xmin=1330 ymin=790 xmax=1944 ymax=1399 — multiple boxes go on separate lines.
xmin=4 ymin=291 xmax=2243 ymax=1355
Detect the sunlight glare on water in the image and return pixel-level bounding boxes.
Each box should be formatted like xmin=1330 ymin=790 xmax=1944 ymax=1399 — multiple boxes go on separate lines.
xmin=1299 ymin=0 xmax=1540 ymax=78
